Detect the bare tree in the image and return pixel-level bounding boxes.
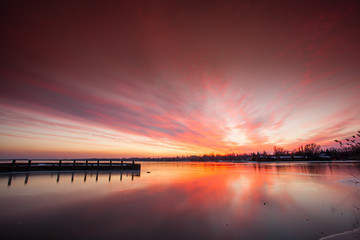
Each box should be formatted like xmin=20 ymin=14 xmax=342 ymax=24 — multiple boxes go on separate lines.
xmin=304 ymin=143 xmax=321 ymax=156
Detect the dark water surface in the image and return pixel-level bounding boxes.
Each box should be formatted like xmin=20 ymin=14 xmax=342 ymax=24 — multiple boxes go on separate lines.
xmin=1 ymin=162 xmax=360 ymax=240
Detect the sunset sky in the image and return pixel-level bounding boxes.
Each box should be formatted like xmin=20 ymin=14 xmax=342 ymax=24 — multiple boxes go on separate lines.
xmin=1 ymin=0 xmax=359 ymax=158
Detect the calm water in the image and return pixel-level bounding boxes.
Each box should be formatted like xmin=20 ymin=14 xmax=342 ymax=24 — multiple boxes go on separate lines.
xmin=0 ymin=162 xmax=360 ymax=240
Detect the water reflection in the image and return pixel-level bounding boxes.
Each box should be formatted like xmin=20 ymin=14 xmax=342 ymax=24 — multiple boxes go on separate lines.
xmin=0 ymin=162 xmax=359 ymax=240
xmin=3 ymin=170 xmax=141 ymax=186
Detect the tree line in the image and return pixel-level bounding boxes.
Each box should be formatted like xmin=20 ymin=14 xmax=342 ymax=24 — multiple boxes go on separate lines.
xmin=255 ymin=131 xmax=360 ymax=160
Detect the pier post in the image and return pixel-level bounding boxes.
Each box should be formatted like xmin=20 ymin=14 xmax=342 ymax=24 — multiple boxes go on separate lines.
xmin=57 ymin=172 xmax=60 ymax=183
xmin=73 ymin=160 xmax=76 ymax=170
xmin=86 ymin=160 xmax=88 ymax=170
xmin=59 ymin=160 xmax=62 ymax=170
xmin=97 ymin=160 xmax=100 ymax=170
xmin=27 ymin=160 xmax=31 ymax=171
xmin=110 ymin=160 xmax=112 ymax=170
xmin=11 ymin=160 xmax=16 ymax=171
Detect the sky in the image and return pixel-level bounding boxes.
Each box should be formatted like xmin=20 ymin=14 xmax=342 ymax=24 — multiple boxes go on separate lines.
xmin=1 ymin=0 xmax=360 ymax=158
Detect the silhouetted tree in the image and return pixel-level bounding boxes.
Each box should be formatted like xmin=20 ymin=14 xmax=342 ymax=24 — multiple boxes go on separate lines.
xmin=334 ymin=130 xmax=360 ymax=160
xmin=274 ymin=146 xmax=286 ymax=156
xmin=304 ymin=143 xmax=321 ymax=158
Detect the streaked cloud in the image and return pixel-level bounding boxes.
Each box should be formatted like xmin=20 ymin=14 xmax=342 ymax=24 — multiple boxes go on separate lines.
xmin=1 ymin=1 xmax=359 ymax=158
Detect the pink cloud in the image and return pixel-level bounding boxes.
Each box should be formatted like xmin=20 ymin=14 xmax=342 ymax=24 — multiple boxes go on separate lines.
xmin=1 ymin=1 xmax=360 ymax=157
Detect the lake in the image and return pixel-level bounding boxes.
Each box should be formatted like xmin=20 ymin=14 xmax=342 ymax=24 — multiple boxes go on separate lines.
xmin=1 ymin=162 xmax=359 ymax=240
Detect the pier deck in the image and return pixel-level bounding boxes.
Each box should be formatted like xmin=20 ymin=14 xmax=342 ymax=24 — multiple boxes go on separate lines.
xmin=0 ymin=159 xmax=141 ymax=172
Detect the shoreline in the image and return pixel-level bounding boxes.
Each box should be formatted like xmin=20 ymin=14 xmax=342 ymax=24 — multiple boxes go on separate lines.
xmin=320 ymin=227 xmax=360 ymax=240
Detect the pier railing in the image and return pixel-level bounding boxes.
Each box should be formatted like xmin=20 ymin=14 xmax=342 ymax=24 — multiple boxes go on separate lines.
xmin=0 ymin=159 xmax=141 ymax=172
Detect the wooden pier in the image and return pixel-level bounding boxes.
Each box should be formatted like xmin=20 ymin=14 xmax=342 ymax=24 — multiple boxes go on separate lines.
xmin=0 ymin=159 xmax=141 ymax=172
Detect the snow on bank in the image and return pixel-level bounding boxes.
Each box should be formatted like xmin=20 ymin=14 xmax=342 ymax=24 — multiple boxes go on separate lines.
xmin=319 ymin=227 xmax=360 ymax=240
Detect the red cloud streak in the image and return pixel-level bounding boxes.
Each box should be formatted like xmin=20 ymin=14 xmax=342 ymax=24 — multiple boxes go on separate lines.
xmin=1 ymin=1 xmax=359 ymax=158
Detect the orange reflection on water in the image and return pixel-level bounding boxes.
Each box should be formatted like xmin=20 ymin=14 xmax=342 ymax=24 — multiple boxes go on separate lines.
xmin=0 ymin=162 xmax=359 ymax=240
